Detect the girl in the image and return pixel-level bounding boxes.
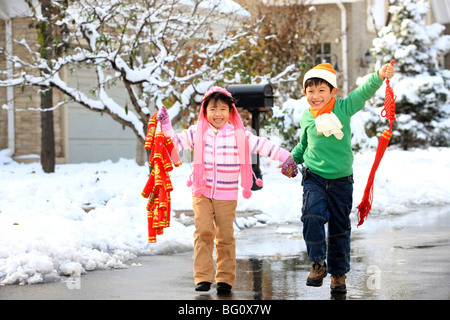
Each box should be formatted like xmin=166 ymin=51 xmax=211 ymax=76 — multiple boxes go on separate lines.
xmin=157 ymin=86 xmax=297 ymax=294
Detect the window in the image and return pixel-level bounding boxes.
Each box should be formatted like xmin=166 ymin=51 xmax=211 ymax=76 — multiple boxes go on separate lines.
xmin=316 ymin=43 xmax=331 ymax=64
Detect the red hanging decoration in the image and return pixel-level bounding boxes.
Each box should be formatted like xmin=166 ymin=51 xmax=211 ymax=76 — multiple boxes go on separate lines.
xmin=356 ymin=61 xmax=396 ymax=227
xmin=142 ymin=113 xmax=182 ymax=242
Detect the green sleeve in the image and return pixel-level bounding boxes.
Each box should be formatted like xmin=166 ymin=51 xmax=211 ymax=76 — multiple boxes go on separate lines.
xmin=341 ymin=71 xmax=384 ymax=116
xmin=290 ymin=114 xmax=308 ymax=164
xmin=291 ymin=142 xmax=304 ymax=164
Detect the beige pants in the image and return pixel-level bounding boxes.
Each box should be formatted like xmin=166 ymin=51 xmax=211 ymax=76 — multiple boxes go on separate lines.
xmin=192 ymin=195 xmax=238 ymax=286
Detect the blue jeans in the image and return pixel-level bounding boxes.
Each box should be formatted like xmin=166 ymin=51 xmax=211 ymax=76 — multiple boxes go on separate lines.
xmin=300 ymin=168 xmax=353 ymax=275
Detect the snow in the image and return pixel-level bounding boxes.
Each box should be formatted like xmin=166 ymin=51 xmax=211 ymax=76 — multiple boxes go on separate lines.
xmin=1 ymin=145 xmax=450 ymax=285
xmin=180 ymin=0 xmax=250 ymax=16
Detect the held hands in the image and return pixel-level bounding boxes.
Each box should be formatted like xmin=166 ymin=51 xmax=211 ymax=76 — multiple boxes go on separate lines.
xmin=378 ymin=63 xmax=395 ymax=79
xmin=277 ymin=156 xmax=298 ymax=178
xmin=157 ymin=105 xmax=170 ymax=125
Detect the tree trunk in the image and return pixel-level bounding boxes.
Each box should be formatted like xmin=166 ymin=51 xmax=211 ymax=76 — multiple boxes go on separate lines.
xmin=40 ymin=89 xmax=55 ymax=173
xmin=40 ymin=0 xmax=56 ymax=173
xmin=135 ymin=138 xmax=146 ymax=166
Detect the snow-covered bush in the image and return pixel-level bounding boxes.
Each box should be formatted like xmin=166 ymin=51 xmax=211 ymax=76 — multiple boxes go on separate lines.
xmin=368 ymin=0 xmax=450 ymax=149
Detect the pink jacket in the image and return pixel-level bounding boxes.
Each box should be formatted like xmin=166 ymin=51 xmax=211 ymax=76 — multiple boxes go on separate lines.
xmin=163 ymin=122 xmax=290 ymax=200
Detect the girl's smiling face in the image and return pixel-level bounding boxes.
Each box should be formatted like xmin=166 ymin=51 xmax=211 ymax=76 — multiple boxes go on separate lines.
xmin=205 ymin=99 xmax=231 ymax=129
xmin=304 ymin=84 xmax=338 ymax=110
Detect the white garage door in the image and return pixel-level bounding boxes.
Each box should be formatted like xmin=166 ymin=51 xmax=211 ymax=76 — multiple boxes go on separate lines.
xmin=68 ymin=68 xmax=137 ymax=163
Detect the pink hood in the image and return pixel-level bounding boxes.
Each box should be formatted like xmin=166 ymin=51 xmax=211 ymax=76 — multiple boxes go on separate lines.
xmin=192 ymin=86 xmax=256 ymax=199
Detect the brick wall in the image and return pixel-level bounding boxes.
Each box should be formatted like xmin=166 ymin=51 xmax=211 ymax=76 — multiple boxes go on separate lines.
xmin=315 ymin=1 xmax=377 ymax=95
xmin=0 ymin=21 xmax=7 ymax=151
xmin=0 ymin=17 xmax=66 ymax=163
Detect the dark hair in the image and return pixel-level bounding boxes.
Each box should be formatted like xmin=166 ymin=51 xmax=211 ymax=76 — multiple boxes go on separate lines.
xmin=202 ymin=92 xmax=236 ymax=114
xmin=304 ymin=77 xmax=334 ymax=92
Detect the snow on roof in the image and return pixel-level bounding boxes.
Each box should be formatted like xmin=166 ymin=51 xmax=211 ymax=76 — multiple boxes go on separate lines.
xmin=0 ymin=0 xmax=250 ymax=20
xmin=180 ymin=0 xmax=250 ymax=16
xmin=261 ymin=0 xmax=359 ymax=5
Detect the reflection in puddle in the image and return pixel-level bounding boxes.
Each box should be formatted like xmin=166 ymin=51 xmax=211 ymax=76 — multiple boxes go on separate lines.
xmin=233 ymin=253 xmax=379 ymax=300
xmin=236 ymin=254 xmax=310 ymax=300
xmin=231 ymin=224 xmax=384 ymax=300
xmin=229 ymin=206 xmax=450 ymax=300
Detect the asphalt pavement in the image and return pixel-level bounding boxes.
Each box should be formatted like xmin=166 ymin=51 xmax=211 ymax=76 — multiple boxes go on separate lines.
xmin=1 ymin=206 xmax=449 ymax=302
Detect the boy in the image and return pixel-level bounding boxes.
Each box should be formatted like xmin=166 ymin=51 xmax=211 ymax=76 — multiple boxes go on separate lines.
xmin=287 ymin=62 xmax=394 ymax=293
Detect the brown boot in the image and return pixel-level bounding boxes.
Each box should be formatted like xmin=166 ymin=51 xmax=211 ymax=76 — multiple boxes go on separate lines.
xmin=306 ymin=262 xmax=327 ymax=287
xmin=330 ymin=274 xmax=347 ymax=293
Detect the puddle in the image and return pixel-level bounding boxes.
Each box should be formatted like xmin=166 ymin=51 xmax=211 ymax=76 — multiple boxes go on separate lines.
xmin=231 ymin=206 xmax=450 ymax=300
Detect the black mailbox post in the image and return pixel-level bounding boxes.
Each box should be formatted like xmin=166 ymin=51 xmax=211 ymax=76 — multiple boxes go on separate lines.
xmin=226 ymin=84 xmax=274 ymax=191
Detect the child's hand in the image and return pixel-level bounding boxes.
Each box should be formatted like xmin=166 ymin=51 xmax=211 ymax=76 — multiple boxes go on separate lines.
xmin=157 ymin=105 xmax=170 ymax=125
xmin=378 ymin=63 xmax=395 ymax=79
xmin=277 ymin=156 xmax=298 ymax=178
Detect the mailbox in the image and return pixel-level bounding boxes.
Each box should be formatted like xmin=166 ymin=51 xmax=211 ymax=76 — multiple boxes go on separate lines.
xmin=225 ymin=84 xmax=274 ymax=111
xmin=225 ymin=84 xmax=274 ymax=191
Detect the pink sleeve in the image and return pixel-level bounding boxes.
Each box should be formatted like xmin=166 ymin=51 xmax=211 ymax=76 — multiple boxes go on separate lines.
xmin=246 ymin=130 xmax=290 ymax=162
xmin=161 ymin=123 xmax=196 ymax=152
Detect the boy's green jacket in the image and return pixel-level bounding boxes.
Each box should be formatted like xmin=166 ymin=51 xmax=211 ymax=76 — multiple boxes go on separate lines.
xmin=291 ymin=72 xmax=384 ymax=179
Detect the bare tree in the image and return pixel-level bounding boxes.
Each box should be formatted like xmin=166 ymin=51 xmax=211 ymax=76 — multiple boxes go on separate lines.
xmin=232 ymin=0 xmax=323 ymax=100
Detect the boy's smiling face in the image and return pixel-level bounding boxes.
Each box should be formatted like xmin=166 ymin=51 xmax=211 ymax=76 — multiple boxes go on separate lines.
xmin=304 ymin=84 xmax=338 ymax=110
xmin=205 ymin=99 xmax=231 ymax=129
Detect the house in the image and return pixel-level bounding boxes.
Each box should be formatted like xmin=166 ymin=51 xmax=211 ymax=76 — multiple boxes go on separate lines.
xmin=244 ymin=0 xmax=450 ymax=95
xmin=0 ymin=0 xmax=140 ymax=164
xmin=1 ymin=0 xmax=449 ymax=164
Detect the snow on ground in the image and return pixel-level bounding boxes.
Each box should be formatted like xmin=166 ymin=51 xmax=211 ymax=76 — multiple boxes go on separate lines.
xmin=0 ymin=147 xmax=449 ymax=285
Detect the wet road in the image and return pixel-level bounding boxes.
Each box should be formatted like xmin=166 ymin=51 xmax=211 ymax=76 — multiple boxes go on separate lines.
xmin=0 ymin=206 xmax=449 ymax=300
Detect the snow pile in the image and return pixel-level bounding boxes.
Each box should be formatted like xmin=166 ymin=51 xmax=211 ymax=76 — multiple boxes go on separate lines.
xmin=1 ymin=147 xmax=450 ymax=285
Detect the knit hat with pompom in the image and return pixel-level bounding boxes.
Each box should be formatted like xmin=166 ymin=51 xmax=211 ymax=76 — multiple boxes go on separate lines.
xmin=303 ymin=63 xmax=337 ymax=88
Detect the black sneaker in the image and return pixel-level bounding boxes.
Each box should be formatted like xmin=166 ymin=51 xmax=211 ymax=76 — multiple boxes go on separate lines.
xmin=216 ymin=282 xmax=232 ymax=295
xmin=195 ymin=282 xmax=211 ymax=292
